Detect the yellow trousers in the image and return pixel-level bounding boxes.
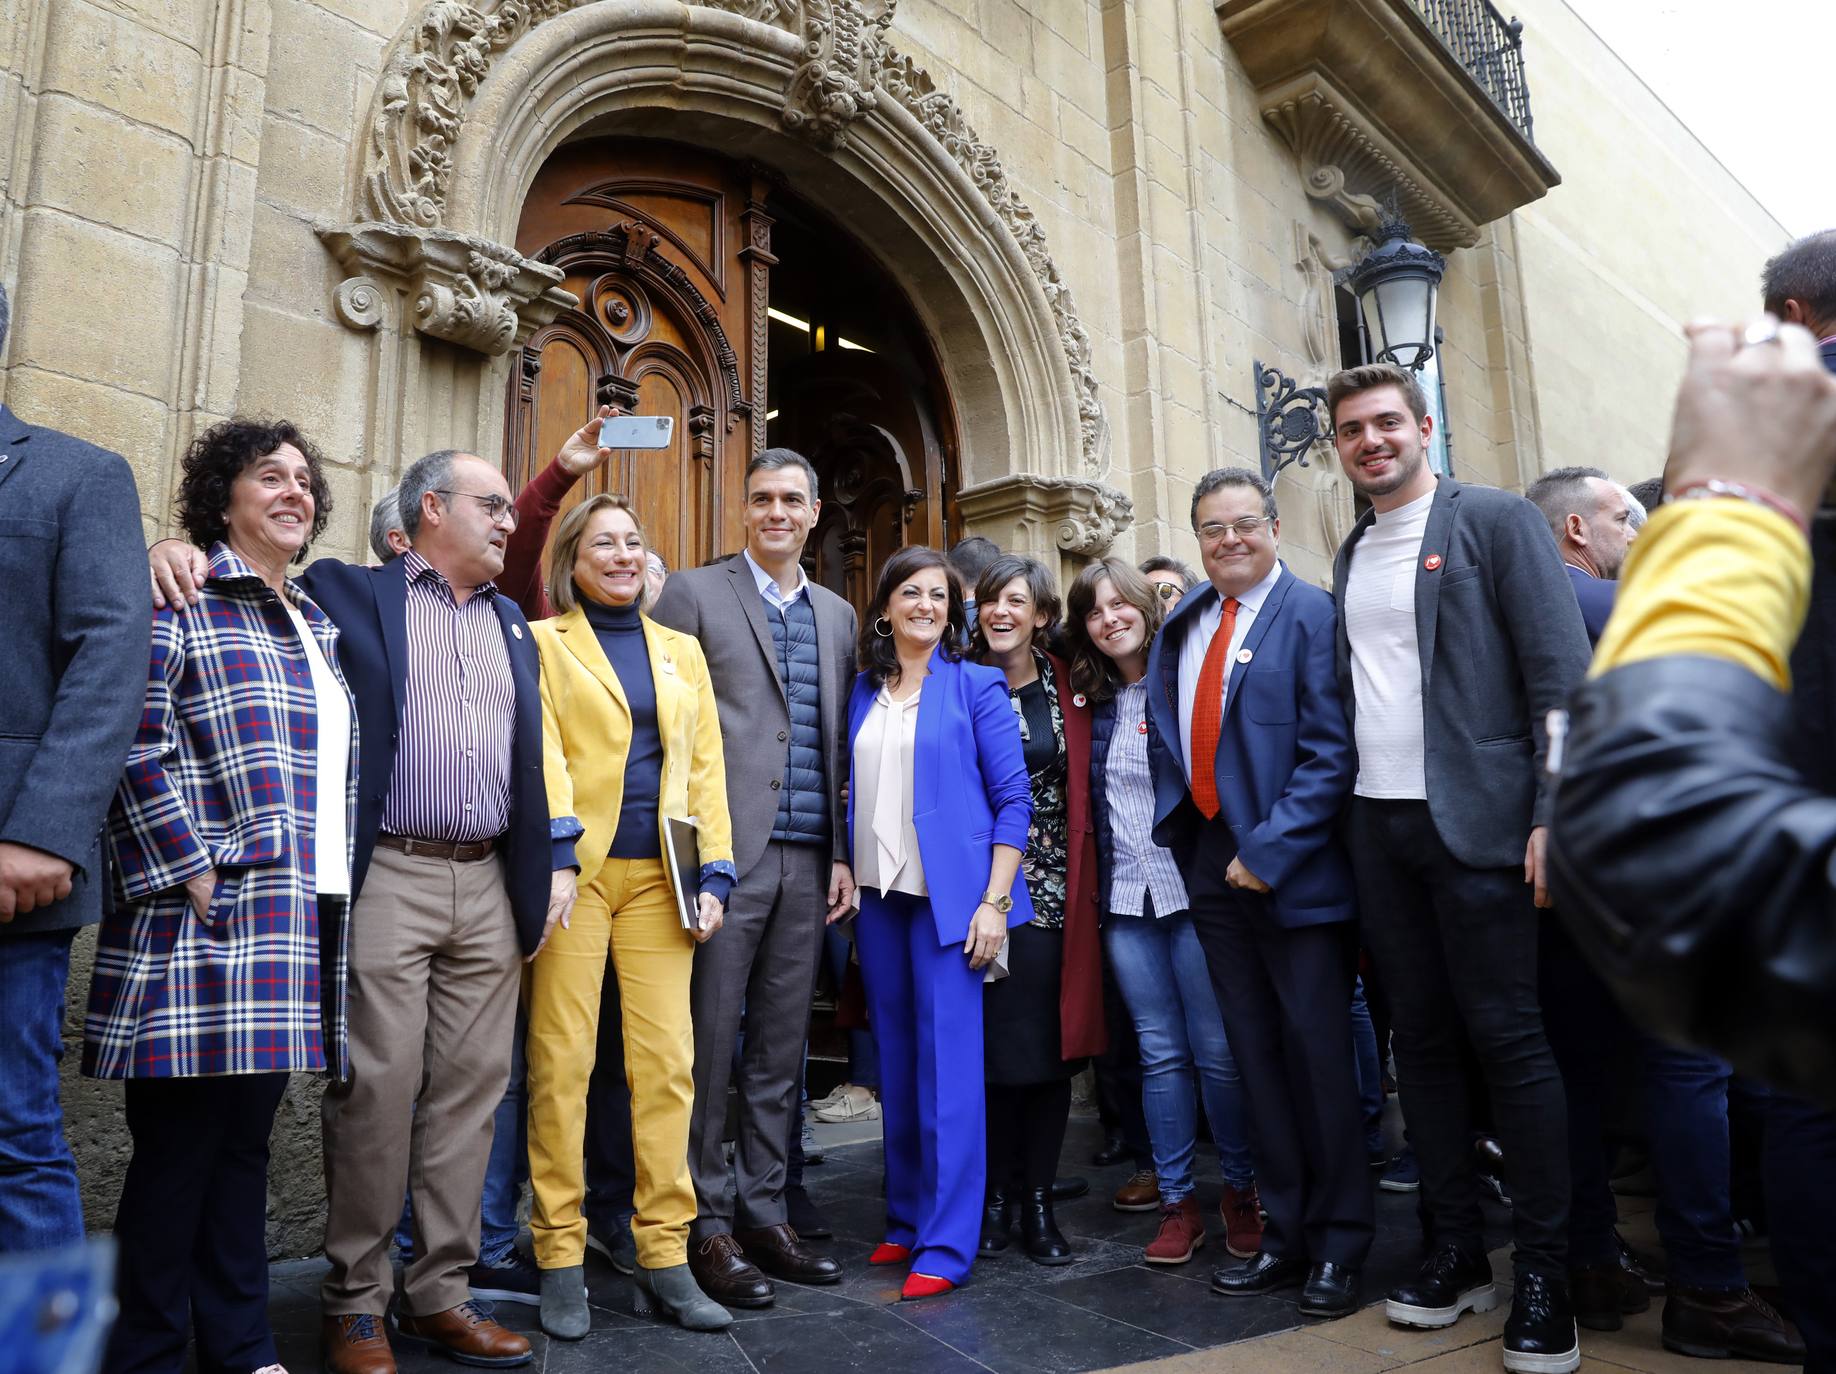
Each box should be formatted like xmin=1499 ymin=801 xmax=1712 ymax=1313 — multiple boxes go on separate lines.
xmin=526 ymin=858 xmax=697 ymax=1269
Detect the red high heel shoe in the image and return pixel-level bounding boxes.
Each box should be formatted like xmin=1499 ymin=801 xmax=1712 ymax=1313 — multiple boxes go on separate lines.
xmin=901 ymin=1272 xmax=955 ymax=1300
xmin=868 ymin=1242 xmax=913 ymax=1266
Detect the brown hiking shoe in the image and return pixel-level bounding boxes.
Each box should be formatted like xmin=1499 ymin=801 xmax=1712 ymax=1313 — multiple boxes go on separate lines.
xmin=1111 ymin=1168 xmax=1160 ymax=1212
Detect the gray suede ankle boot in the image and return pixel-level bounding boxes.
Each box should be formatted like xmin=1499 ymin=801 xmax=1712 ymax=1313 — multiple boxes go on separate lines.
xmin=539 ymin=1263 xmax=591 ymax=1340
xmin=635 ymin=1263 xmax=734 ymax=1331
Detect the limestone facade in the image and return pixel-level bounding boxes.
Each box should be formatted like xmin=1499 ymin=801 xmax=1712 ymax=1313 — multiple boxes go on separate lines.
xmin=1 ymin=0 xmax=1791 ymax=1254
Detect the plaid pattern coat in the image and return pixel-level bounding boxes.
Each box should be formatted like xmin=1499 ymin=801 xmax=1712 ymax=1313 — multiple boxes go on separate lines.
xmin=83 ymin=544 xmax=360 ymax=1080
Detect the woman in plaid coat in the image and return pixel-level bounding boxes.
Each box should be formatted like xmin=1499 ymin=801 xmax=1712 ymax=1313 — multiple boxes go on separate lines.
xmin=85 ymin=419 xmax=358 ymax=1374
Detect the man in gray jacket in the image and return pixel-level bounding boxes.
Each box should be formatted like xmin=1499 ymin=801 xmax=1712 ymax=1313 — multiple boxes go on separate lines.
xmin=649 ymin=449 xmax=857 ymax=1307
xmin=1329 ymin=363 xmax=1591 ymax=1373
xmin=0 ymin=281 xmax=151 ymax=1248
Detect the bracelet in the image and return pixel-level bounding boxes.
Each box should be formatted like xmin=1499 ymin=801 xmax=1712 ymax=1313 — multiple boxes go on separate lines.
xmin=1669 ymin=478 xmax=1809 ymax=535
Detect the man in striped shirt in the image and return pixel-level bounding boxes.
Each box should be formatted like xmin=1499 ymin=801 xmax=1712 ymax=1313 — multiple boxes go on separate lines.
xmin=152 ymin=449 xmax=564 ymax=1374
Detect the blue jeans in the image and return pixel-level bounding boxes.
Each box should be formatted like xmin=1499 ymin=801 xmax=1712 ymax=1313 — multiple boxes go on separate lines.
xmin=1349 ymin=976 xmax=1385 ymax=1155
xmin=1101 ymin=908 xmax=1254 ymax=1197
xmin=1644 ymin=1038 xmax=1746 ymax=1290
xmin=0 ymin=930 xmax=84 ymax=1250
xmin=823 ymin=921 xmax=878 ymax=1090
xmin=397 ymin=1005 xmax=527 ymax=1266
xmin=1764 ymin=1093 xmax=1836 ymax=1373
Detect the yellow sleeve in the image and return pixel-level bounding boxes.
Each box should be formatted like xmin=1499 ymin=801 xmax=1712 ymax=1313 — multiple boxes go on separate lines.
xmin=682 ymin=638 xmax=735 ymax=868
xmin=1591 ymin=499 xmax=1812 ymax=691
xmin=535 ymin=634 xmax=581 ymax=850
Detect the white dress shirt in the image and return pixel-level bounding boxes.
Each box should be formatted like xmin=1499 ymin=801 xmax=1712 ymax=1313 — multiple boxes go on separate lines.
xmin=1175 ymin=560 xmax=1284 ymax=784
xmin=742 ymin=546 xmax=809 ymax=610
xmin=281 ymin=598 xmax=352 ymax=897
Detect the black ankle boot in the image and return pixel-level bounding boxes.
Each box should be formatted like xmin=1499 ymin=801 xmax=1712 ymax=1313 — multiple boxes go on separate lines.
xmin=979 ymin=1187 xmax=1013 ymax=1254
xmin=1020 ymin=1187 xmax=1074 ymax=1266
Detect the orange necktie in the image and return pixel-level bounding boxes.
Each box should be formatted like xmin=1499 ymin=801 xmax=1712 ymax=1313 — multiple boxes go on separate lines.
xmin=1189 ymin=597 xmax=1239 ymax=820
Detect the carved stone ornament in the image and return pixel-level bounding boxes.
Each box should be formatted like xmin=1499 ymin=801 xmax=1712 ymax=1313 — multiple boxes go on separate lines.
xmin=349 ymin=0 xmax=1110 ymax=472
xmin=955 ymin=474 xmax=1135 ymax=559
xmin=317 ymin=222 xmax=576 ymax=355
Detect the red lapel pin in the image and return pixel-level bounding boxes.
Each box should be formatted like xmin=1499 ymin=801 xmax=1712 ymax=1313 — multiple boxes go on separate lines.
xmin=1424 ymin=554 xmax=1443 ymax=571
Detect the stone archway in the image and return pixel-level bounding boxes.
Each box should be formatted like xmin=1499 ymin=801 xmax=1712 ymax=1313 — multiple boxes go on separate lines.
xmin=317 ymin=0 xmax=1131 ymax=558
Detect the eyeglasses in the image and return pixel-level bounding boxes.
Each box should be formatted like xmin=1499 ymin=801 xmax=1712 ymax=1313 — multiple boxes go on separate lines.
xmin=1196 ymin=516 xmax=1273 ymax=543
xmin=1153 ymin=581 xmax=1182 ymax=602
xmin=434 ymin=490 xmax=520 ymax=530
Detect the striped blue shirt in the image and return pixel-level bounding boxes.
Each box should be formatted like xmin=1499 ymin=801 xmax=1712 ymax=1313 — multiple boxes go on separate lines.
xmin=379 ymin=551 xmax=516 ymax=842
xmin=1105 ymin=679 xmax=1189 ymax=917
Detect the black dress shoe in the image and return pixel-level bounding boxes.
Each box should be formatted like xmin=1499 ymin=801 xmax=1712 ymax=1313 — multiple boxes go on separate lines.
xmin=1503 ymin=1270 xmax=1579 ymax=1373
xmin=979 ymin=1187 xmax=1014 ymax=1255
xmin=1019 ymin=1187 xmax=1074 ymax=1266
xmin=1211 ymin=1251 xmax=1308 ymax=1296
xmin=785 ymin=1185 xmax=831 ymax=1240
xmin=1569 ymin=1258 xmax=1649 ymax=1331
xmin=688 ymin=1234 xmax=774 ymax=1308
xmin=1051 ymin=1176 xmax=1089 ymax=1202
xmin=733 ymin=1223 xmax=841 ymax=1286
xmin=1298 ymin=1262 xmax=1360 ymax=1318
xmin=1092 ymin=1134 xmax=1130 ymax=1167
xmin=1386 ymin=1244 xmax=1497 ymax=1328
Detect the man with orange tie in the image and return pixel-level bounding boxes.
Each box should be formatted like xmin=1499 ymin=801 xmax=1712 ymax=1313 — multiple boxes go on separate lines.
xmin=1144 ymin=468 xmax=1369 ymax=1318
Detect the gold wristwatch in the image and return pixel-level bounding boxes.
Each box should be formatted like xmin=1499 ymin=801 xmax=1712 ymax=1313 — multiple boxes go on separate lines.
xmin=981 ymin=891 xmax=1013 ymax=913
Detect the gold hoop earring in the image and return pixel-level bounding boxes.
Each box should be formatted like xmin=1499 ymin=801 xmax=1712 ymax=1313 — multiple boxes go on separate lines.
xmin=874 ymin=616 xmax=893 ymax=638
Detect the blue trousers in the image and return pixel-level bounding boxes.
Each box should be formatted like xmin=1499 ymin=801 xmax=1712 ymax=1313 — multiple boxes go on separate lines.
xmin=1350 ymin=977 xmax=1386 ymax=1156
xmin=1101 ymin=907 xmax=1255 ymax=1196
xmin=853 ymin=889 xmax=985 ymax=1285
xmin=1764 ymin=1093 xmax=1836 ymax=1373
xmin=0 ymin=929 xmax=83 ymax=1251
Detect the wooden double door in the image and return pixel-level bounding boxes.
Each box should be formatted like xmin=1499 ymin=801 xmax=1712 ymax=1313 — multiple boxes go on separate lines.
xmin=505 ymin=138 xmax=953 ymax=607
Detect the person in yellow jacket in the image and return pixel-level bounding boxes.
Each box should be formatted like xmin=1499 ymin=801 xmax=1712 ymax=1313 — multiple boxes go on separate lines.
xmin=527 ymin=492 xmax=737 ymax=1336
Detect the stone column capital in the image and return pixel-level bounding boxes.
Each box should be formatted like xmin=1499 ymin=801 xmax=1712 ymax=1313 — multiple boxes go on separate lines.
xmin=956 ymin=473 xmax=1134 ymax=558
xmin=316 ymin=220 xmax=577 ymax=355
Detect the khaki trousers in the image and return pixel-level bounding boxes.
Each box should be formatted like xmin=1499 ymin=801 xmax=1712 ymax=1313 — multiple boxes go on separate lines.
xmin=320 ymin=846 xmax=520 ymax=1316
xmin=527 ymin=858 xmax=696 ymax=1269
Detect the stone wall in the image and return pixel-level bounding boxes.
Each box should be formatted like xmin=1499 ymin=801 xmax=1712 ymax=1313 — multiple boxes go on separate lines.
xmin=1 ymin=0 xmax=1793 ymax=1257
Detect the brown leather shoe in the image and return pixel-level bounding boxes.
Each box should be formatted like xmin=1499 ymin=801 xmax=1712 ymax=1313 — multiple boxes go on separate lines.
xmin=1111 ymin=1168 xmax=1160 ymax=1212
xmin=1662 ymin=1284 xmax=1806 ymax=1363
xmin=735 ymin=1222 xmax=842 ymax=1285
xmin=393 ymin=1300 xmax=532 ymax=1367
xmin=321 ymin=1313 xmax=396 ymax=1374
xmin=688 ymin=1232 xmax=775 ymax=1308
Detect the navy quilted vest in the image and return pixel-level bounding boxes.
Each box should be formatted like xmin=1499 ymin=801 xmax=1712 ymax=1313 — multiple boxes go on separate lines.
xmin=765 ymin=594 xmax=829 ymax=843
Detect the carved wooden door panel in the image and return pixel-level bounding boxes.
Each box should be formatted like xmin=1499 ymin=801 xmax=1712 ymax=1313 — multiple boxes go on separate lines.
xmin=774 ymin=351 xmax=949 ymax=610
xmin=505 ymin=140 xmax=769 ymax=578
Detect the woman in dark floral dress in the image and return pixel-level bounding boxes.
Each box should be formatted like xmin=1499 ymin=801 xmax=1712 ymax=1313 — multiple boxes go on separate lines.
xmin=969 ymin=555 xmax=1104 ymax=1264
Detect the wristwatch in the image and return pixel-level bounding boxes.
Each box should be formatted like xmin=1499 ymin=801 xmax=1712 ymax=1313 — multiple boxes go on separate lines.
xmin=981 ymin=891 xmax=1013 ymax=913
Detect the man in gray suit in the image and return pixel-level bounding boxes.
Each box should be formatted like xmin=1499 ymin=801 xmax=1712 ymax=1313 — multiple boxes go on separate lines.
xmin=0 ymin=281 xmax=151 ymax=1248
xmin=1328 ymin=363 xmax=1591 ymax=1374
xmin=650 ymin=450 xmax=857 ymax=1307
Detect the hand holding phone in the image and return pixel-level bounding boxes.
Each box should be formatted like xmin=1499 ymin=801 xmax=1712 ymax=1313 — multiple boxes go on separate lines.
xmin=599 ymin=414 xmax=675 ymax=450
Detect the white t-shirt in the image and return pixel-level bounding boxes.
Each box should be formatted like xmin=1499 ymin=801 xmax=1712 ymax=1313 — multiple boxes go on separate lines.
xmin=1344 ymin=489 xmax=1433 ymax=799
xmin=1175 ymin=561 xmax=1284 ymax=785
xmin=282 ymin=599 xmax=353 ymax=897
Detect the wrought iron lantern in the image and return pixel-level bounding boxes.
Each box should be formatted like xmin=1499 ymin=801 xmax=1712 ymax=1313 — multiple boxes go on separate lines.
xmin=1345 ymin=214 xmax=1446 ymax=371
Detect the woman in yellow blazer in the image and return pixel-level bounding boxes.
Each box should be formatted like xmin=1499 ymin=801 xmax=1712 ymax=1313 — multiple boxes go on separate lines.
xmin=528 ymin=493 xmax=737 ymax=1337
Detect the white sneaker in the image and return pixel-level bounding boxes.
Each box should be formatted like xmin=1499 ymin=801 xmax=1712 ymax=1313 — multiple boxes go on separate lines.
xmin=813 ymin=1084 xmax=881 ymax=1123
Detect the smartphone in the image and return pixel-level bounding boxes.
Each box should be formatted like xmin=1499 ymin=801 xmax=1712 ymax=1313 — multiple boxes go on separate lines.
xmin=598 ymin=414 xmax=674 ymax=450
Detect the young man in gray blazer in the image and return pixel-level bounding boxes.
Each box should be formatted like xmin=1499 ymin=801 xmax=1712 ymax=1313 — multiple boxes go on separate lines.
xmin=1329 ymin=363 xmax=1591 ymax=1374
xmin=0 ymin=281 xmax=152 ymax=1249
xmin=649 ymin=450 xmax=858 ymax=1307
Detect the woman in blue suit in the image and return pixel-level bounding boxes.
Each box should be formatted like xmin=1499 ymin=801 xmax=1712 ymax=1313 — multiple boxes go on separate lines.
xmin=845 ymin=545 xmax=1033 ymax=1299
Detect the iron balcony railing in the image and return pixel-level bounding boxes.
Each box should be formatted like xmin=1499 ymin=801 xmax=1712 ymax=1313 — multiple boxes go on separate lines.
xmin=1408 ymin=0 xmax=1537 ymax=143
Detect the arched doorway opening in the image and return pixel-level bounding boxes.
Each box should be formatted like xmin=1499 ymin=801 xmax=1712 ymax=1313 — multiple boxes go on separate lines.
xmin=503 ymin=136 xmax=957 ymax=607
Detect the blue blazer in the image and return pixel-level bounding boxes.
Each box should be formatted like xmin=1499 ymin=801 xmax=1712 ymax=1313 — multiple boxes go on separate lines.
xmin=846 ymin=647 xmax=1034 ymax=945
xmin=1145 ymin=568 xmax=1358 ymax=927
xmin=0 ymin=405 xmax=150 ymax=935
xmin=298 ymin=556 xmax=551 ymax=955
